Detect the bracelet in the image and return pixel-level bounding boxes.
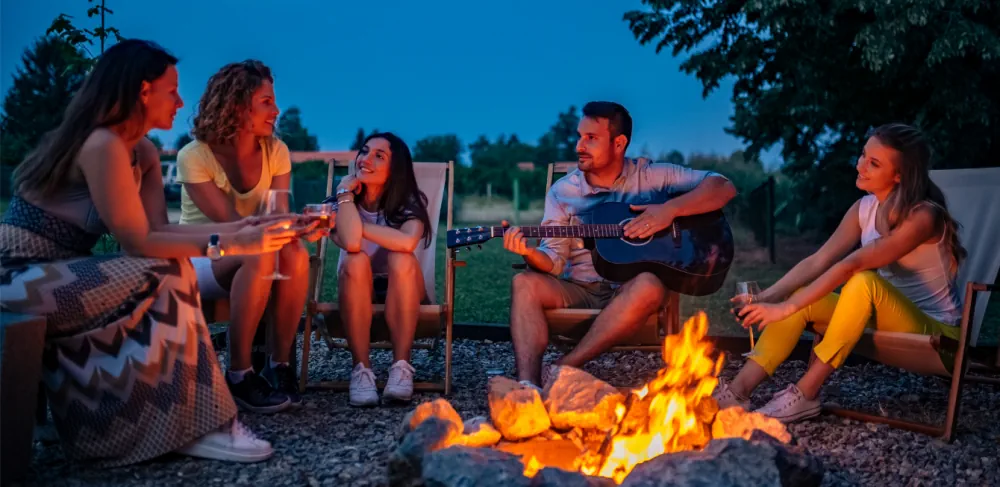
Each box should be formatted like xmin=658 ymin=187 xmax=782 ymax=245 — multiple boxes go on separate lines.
xmin=337 ymin=197 xmax=355 ymax=206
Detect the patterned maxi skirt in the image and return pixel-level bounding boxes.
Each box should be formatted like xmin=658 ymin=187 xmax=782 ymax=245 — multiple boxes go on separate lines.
xmin=0 ymin=197 xmax=237 ymax=468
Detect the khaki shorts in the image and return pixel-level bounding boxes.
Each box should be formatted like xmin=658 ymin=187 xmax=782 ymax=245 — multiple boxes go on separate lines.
xmin=531 ymin=273 xmax=621 ymax=339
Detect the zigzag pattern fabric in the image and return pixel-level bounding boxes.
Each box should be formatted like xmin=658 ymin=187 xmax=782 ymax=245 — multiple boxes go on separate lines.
xmin=1 ymin=196 xmax=236 ymax=467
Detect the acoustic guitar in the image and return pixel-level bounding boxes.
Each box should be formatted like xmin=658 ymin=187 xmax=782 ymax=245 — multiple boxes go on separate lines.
xmin=446 ymin=201 xmax=734 ymax=296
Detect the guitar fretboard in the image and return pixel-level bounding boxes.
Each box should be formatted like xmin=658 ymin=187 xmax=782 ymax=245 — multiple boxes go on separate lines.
xmin=490 ymin=225 xmax=624 ymax=239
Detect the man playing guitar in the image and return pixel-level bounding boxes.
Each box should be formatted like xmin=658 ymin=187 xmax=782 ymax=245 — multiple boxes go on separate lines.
xmin=503 ymin=101 xmax=737 ymax=388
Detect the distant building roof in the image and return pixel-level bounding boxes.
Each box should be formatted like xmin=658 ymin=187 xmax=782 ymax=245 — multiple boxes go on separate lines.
xmin=290 ymin=151 xmax=358 ymax=163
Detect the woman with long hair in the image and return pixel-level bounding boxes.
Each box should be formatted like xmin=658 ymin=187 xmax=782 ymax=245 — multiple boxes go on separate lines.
xmin=0 ymin=40 xmax=298 ymax=466
xmin=714 ymin=123 xmax=967 ymax=423
xmin=176 ymin=60 xmax=324 ymax=414
xmin=333 ymin=132 xmax=432 ymax=407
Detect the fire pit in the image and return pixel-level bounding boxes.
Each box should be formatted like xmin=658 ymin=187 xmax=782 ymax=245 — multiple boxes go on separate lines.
xmin=389 ymin=312 xmax=824 ymax=486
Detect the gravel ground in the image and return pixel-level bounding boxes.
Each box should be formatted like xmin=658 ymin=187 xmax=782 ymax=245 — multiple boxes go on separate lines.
xmin=21 ymin=337 xmax=1000 ymax=487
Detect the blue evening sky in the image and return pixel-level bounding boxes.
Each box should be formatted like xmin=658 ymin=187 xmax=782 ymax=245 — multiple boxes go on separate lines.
xmin=2 ymin=1 xmax=771 ymax=165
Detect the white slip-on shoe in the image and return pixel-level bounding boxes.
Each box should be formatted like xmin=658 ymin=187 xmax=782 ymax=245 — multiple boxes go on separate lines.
xmin=754 ymin=384 xmax=821 ymax=423
xmin=712 ymin=378 xmax=752 ymax=411
xmin=176 ymin=419 xmax=273 ymax=463
xmin=383 ymin=360 xmax=416 ymax=403
xmin=350 ymin=363 xmax=380 ymax=407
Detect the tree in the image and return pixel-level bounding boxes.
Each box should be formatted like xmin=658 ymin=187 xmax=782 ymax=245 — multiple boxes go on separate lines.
xmin=277 ymin=106 xmax=319 ymax=151
xmin=174 ymin=133 xmax=193 ymax=150
xmin=665 ymin=150 xmax=685 ymax=166
xmin=46 ymin=0 xmax=123 ymax=70
xmin=349 ymin=127 xmax=380 ymax=151
xmin=0 ymin=37 xmax=89 ymax=166
xmin=147 ymin=135 xmax=163 ymax=151
xmin=413 ymin=134 xmax=462 ymax=163
xmin=535 ymin=105 xmax=580 ymax=164
xmin=625 ymin=0 xmax=1000 ymax=234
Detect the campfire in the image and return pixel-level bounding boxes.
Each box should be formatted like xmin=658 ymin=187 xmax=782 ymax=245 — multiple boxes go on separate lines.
xmin=391 ymin=312 xmax=814 ymax=486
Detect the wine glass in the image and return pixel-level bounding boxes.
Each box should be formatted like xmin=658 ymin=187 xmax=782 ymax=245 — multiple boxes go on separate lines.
xmin=734 ymin=281 xmax=762 ymax=355
xmin=258 ymin=189 xmax=294 ymax=280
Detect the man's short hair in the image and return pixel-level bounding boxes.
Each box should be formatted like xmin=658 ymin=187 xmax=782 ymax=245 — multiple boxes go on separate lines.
xmin=582 ymin=101 xmax=632 ymax=150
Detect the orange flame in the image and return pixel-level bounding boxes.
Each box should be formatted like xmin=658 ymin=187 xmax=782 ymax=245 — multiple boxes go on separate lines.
xmin=523 ymin=455 xmax=543 ymax=478
xmin=583 ymin=311 xmax=723 ymax=484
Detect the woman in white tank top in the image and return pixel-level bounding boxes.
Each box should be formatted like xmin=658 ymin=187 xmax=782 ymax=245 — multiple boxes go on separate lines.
xmin=331 ymin=132 xmax=433 ymax=407
xmin=712 ymin=123 xmax=967 ymax=424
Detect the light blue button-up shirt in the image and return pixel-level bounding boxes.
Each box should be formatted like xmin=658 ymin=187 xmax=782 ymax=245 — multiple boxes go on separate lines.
xmin=536 ymin=157 xmax=725 ymax=284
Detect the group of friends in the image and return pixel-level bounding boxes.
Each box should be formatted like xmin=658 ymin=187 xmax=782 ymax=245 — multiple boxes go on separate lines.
xmin=0 ymin=39 xmax=966 ymax=469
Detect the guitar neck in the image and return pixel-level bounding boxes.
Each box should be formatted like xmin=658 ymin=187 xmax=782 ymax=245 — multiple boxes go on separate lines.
xmin=489 ymin=224 xmax=624 ymax=239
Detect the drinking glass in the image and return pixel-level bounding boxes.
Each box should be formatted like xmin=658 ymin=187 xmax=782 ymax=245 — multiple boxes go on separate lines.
xmin=258 ymin=189 xmax=293 ymax=280
xmin=734 ymin=281 xmax=762 ymax=353
xmin=303 ymin=203 xmax=336 ymax=229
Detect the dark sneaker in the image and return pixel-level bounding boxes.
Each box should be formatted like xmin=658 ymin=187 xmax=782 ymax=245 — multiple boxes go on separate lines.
xmin=263 ymin=363 xmax=301 ymax=406
xmin=227 ymin=371 xmax=290 ymax=414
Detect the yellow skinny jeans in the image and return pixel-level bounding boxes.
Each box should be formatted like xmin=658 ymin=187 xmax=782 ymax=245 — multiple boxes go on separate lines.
xmin=748 ymin=270 xmax=960 ymax=375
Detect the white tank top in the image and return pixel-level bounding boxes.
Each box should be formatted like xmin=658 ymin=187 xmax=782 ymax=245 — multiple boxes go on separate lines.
xmin=858 ymin=195 xmax=961 ymax=325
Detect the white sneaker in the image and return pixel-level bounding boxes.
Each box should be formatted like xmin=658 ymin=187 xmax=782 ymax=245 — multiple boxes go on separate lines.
xmin=176 ymin=419 xmax=273 ymax=463
xmin=350 ymin=363 xmax=379 ymax=407
xmin=383 ymin=360 xmax=415 ymax=403
xmin=712 ymin=378 xmax=751 ymax=411
xmin=754 ymin=384 xmax=821 ymax=423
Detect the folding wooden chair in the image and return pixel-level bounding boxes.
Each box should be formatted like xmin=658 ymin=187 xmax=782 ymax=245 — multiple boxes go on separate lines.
xmin=501 ymin=162 xmax=680 ymax=352
xmin=298 ymin=159 xmax=456 ymax=394
xmin=817 ymin=167 xmax=1000 ymax=442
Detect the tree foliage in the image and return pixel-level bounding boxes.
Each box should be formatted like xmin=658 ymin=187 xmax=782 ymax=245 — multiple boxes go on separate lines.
xmin=174 ymin=133 xmax=193 ymax=151
xmin=625 ymin=0 xmax=1000 ymax=233
xmin=46 ymin=0 xmax=123 ymax=70
xmin=277 ymin=106 xmax=319 ymax=151
xmin=413 ymin=134 xmax=462 ymax=163
xmin=0 ymin=37 xmax=89 ymax=166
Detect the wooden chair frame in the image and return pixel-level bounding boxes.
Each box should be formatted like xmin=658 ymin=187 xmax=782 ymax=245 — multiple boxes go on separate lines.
xmin=487 ymin=162 xmax=681 ymax=354
xmin=815 ymin=282 xmax=999 ymax=442
xmin=298 ymin=159 xmax=456 ymax=395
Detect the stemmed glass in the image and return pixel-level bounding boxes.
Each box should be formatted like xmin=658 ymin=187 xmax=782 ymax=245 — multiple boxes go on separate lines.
xmin=258 ymin=189 xmax=293 ymax=280
xmin=734 ymin=281 xmax=761 ymax=355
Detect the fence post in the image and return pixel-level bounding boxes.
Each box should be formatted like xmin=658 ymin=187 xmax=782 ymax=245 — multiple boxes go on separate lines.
xmin=513 ymin=178 xmax=520 ymax=225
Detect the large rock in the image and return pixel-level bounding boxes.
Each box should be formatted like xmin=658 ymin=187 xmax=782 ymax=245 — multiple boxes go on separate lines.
xmin=620 ymin=434 xmax=824 ymax=487
xmin=459 ymin=416 xmax=502 ymax=447
xmin=495 ymin=438 xmax=584 ymax=473
xmin=388 ymin=418 xmax=462 ymax=487
xmin=543 ymin=366 xmax=625 ymax=431
xmin=530 ymin=467 xmax=615 ymax=487
xmin=421 ymin=445 xmax=531 ymax=487
xmin=711 ymin=406 xmax=791 ymax=444
xmin=489 ymin=376 xmax=551 ymax=440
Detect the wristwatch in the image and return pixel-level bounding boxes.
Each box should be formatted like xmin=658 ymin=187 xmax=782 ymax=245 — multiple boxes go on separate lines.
xmin=206 ymin=234 xmax=224 ymax=260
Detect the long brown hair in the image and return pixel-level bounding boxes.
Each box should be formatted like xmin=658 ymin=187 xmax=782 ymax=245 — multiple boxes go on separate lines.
xmin=13 ymin=39 xmax=178 ymax=197
xmin=356 ymin=132 xmax=432 ymax=248
xmin=191 ymin=60 xmax=272 ymax=146
xmin=870 ymin=123 xmax=967 ymax=274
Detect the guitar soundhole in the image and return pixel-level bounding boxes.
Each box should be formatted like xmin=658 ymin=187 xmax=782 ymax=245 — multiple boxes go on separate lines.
xmin=618 ymin=217 xmax=653 ymax=247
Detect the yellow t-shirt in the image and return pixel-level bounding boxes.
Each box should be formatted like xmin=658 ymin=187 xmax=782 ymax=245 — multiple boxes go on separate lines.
xmin=176 ymin=137 xmax=292 ymax=224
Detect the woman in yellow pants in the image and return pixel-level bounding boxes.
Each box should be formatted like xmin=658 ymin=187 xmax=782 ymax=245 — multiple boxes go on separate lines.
xmin=713 ymin=123 xmax=967 ymax=423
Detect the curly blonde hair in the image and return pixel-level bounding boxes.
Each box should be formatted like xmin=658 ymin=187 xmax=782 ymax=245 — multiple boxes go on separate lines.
xmin=191 ymin=60 xmax=273 ymax=145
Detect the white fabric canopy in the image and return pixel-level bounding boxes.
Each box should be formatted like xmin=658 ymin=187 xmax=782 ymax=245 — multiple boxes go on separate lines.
xmin=930 ymin=167 xmax=1000 ymax=346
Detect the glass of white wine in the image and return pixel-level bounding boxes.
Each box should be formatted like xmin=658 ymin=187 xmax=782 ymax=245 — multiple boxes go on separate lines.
xmin=258 ymin=189 xmax=293 ymax=280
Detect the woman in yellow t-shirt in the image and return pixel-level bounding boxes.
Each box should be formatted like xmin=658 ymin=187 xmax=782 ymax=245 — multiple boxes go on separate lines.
xmin=177 ymin=60 xmax=325 ymax=414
